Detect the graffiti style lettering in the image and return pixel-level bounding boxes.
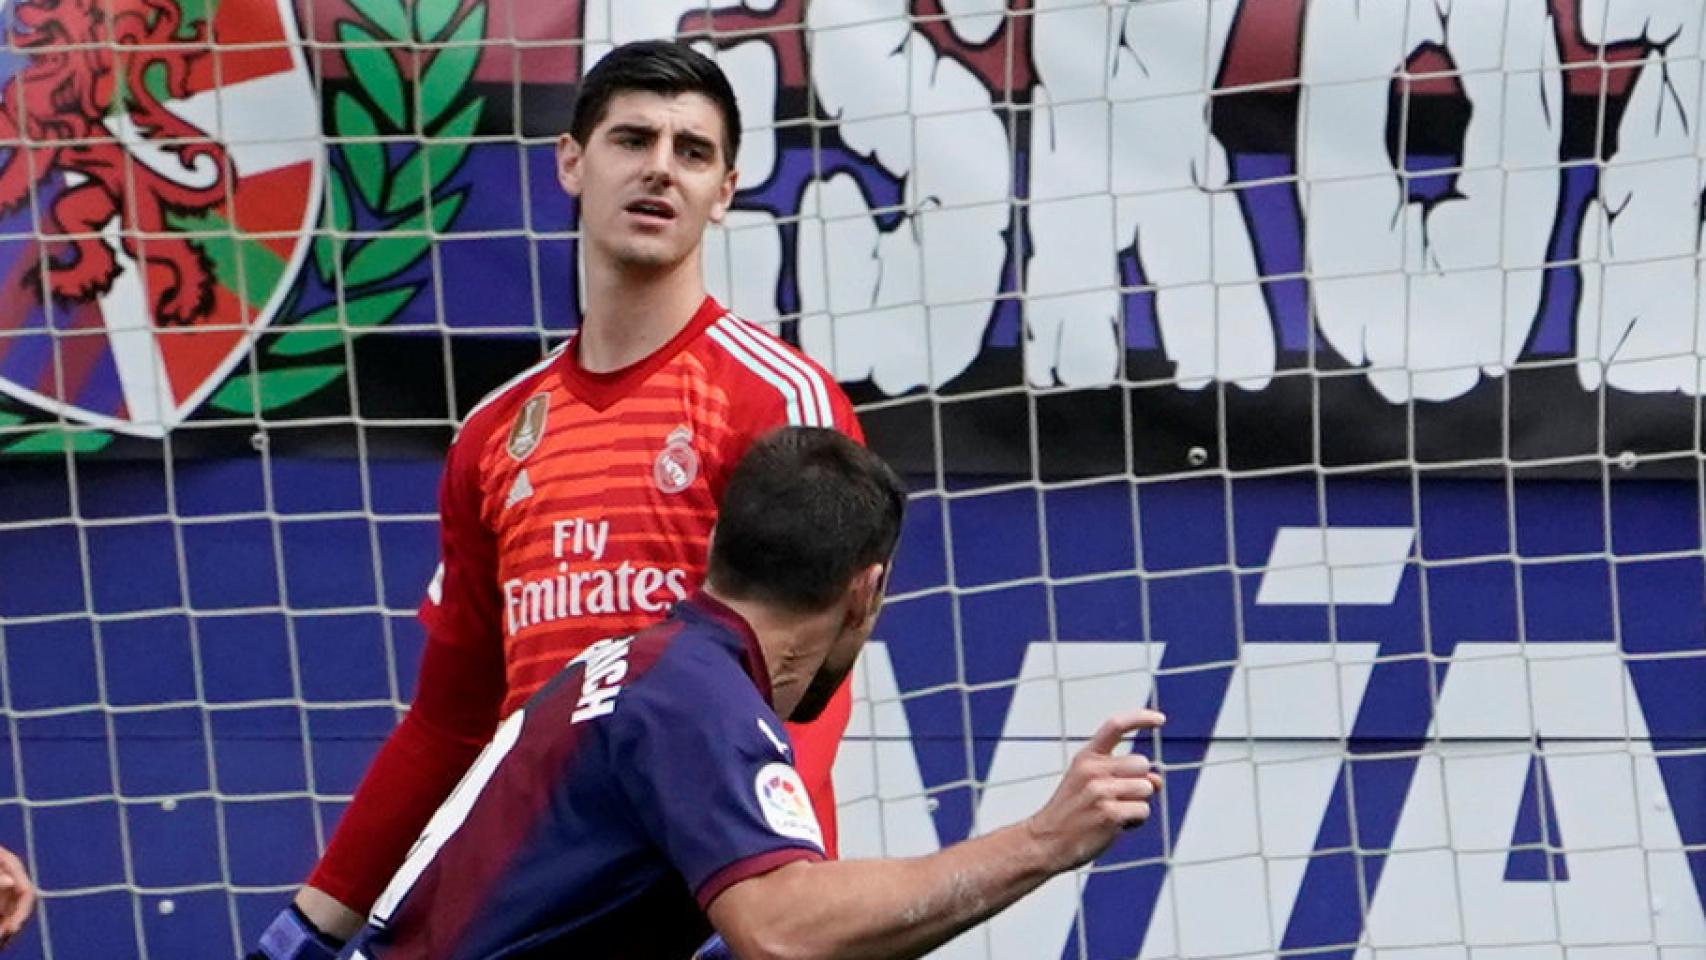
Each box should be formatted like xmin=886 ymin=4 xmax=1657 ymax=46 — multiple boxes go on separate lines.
xmin=906 ymin=1 xmax=1036 ymax=362
xmin=1562 ymin=4 xmax=1700 ymax=394
xmin=1524 ymin=0 xmax=1655 ymax=361
xmin=790 ymin=4 xmax=1011 ymax=394
xmin=677 ymin=1 xmax=908 ymax=346
xmin=1212 ymin=0 xmax=1309 ymax=363
xmin=670 ymin=0 xmax=1696 ymax=402
xmin=466 ymin=0 xmax=1706 ymax=404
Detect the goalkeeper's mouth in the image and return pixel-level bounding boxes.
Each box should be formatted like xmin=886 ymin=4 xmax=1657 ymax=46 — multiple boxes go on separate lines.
xmin=625 ymin=197 xmax=678 ymax=225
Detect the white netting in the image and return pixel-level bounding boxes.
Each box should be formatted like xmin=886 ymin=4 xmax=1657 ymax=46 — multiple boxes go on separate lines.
xmin=0 ymin=1 xmax=1704 ymax=958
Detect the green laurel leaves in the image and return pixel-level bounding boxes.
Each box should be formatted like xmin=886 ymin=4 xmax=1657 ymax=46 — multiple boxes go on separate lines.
xmin=211 ymin=0 xmax=486 ymax=417
xmin=349 ymin=0 xmax=410 ymax=40
xmin=339 ymin=21 xmax=408 ymax=129
xmin=0 ymin=405 xmax=115 ymax=456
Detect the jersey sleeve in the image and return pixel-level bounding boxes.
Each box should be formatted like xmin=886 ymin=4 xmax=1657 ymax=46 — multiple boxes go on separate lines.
xmin=719 ymin=321 xmax=865 ymax=446
xmin=305 ymin=427 xmax=508 ymax=913
xmin=825 ymin=378 xmax=864 ymax=444
xmin=607 ymin=651 xmax=825 ymax=909
xmin=306 ymin=634 xmax=505 ymax=912
xmin=417 ymin=421 xmax=503 ymax=650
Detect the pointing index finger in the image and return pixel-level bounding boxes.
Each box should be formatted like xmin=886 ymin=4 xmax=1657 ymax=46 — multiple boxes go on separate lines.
xmin=1086 ymin=709 xmax=1166 ymax=755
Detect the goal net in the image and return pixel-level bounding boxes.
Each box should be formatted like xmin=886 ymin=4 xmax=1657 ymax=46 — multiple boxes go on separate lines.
xmin=0 ymin=1 xmax=1703 ymax=957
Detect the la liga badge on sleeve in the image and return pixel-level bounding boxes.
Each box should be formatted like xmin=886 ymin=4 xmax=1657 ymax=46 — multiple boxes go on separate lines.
xmin=754 ymin=762 xmax=823 ymax=849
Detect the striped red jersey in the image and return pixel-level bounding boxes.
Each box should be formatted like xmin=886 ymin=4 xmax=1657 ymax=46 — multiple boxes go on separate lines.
xmin=425 ymin=296 xmax=863 ymax=713
xmin=306 ymin=297 xmax=862 ymax=914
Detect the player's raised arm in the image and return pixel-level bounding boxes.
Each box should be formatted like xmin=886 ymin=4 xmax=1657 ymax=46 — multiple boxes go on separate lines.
xmin=649 ymin=429 xmax=1164 ymax=959
xmin=674 ymin=430 xmax=1166 ymax=959
xmin=706 ymin=710 xmax=1165 ymax=960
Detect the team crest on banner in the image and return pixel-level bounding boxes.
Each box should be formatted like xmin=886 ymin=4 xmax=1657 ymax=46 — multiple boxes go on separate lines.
xmin=0 ymin=0 xmax=321 ymax=437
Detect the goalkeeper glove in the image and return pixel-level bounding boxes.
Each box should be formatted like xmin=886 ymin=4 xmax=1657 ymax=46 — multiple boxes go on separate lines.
xmin=693 ymin=932 xmax=734 ymax=959
xmin=245 ymin=904 xmax=344 ymax=960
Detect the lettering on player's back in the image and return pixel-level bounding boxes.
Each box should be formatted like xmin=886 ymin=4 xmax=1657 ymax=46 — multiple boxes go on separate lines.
xmin=572 ymin=636 xmax=634 ymax=723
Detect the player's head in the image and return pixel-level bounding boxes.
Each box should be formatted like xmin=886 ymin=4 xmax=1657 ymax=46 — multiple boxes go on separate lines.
xmin=708 ymin=427 xmax=906 ymax=722
xmin=557 ymin=40 xmax=742 ymax=273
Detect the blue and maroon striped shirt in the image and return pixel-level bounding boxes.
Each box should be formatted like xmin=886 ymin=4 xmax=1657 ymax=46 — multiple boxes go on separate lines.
xmin=349 ymin=592 xmax=826 ymax=959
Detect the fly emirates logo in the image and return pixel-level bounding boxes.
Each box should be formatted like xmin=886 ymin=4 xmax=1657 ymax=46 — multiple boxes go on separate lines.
xmin=503 ymin=517 xmax=690 ymax=636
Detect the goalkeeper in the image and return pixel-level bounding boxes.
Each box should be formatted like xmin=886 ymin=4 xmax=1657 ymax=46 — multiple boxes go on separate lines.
xmin=347 ymin=427 xmax=1166 ymax=960
xmin=252 ymin=39 xmax=863 ymax=958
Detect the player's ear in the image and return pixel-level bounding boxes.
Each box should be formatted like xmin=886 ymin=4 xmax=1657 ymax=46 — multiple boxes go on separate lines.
xmin=557 ymin=133 xmax=585 ymax=197
xmin=844 ymin=563 xmax=887 ymax=633
xmin=709 ymin=164 xmax=737 ymax=224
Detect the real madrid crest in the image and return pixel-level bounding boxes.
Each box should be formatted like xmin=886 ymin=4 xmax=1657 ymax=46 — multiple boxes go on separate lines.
xmin=654 ymin=426 xmax=699 ymax=494
xmin=507 ymin=393 xmax=550 ymax=461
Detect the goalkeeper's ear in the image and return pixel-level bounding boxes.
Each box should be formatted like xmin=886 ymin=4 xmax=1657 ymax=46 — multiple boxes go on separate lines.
xmin=556 ymin=133 xmax=586 ymax=198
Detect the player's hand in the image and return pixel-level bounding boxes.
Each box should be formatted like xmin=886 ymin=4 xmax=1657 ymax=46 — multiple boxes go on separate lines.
xmin=0 ymin=844 xmax=33 ymax=950
xmin=1023 ymin=709 xmax=1165 ymax=873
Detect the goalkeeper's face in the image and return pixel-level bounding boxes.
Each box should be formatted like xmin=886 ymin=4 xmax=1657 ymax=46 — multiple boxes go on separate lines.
xmin=557 ymin=91 xmax=739 ymax=273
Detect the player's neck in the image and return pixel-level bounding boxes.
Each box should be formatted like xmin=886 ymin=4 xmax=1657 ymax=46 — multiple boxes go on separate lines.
xmin=577 ymin=252 xmax=708 ymax=374
xmin=705 ymin=587 xmax=835 ymax=720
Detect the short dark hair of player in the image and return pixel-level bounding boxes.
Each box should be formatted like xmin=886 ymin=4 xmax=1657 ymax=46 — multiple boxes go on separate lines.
xmin=568 ymin=39 xmax=743 ymax=166
xmin=709 ymin=427 xmax=906 ymax=614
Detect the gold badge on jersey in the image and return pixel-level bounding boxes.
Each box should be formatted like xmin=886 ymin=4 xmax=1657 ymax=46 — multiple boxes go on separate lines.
xmin=507 ymin=393 xmax=550 ymax=461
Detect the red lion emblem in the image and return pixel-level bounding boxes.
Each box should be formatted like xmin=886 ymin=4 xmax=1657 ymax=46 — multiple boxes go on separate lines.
xmin=0 ymin=0 xmax=231 ymax=325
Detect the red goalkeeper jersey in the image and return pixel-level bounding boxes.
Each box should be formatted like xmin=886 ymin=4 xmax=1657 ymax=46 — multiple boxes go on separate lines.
xmin=310 ymin=296 xmax=862 ymax=913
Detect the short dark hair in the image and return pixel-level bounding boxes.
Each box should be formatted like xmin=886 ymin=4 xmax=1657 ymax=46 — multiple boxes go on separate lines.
xmin=709 ymin=428 xmax=906 ymax=614
xmin=569 ymin=39 xmax=742 ymax=166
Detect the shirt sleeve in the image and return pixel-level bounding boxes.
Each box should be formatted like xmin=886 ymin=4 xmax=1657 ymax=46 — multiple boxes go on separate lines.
xmin=417 ymin=423 xmax=503 ymax=650
xmin=825 ymin=378 xmax=864 ymax=444
xmin=306 ymin=428 xmax=508 ymax=912
xmin=607 ymin=651 xmax=825 ymax=909
xmin=305 ymin=633 xmax=504 ymax=912
xmin=724 ymin=340 xmax=864 ymax=449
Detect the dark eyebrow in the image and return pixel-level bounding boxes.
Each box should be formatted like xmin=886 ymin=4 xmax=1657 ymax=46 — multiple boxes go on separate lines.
xmin=605 ymin=122 xmax=658 ymax=140
xmin=603 ymin=121 xmax=720 ymax=161
xmin=673 ymin=130 xmax=717 ymax=155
